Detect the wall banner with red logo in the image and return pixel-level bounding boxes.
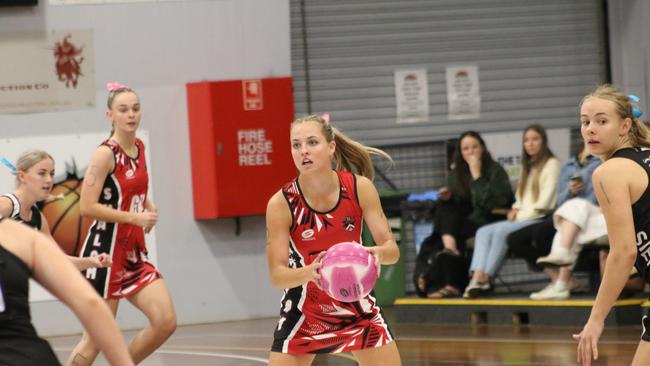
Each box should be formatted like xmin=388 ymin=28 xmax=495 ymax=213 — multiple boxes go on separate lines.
xmin=0 ymin=131 xmax=157 ymax=302
xmin=0 ymin=30 xmax=95 ymax=114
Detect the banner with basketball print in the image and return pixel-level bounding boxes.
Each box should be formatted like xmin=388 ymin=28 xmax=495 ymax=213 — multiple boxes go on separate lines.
xmin=0 ymin=131 xmax=157 ymax=302
xmin=0 ymin=30 xmax=95 ymax=114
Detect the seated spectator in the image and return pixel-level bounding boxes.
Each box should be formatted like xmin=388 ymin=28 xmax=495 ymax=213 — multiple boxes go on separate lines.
xmin=414 ymin=131 xmax=514 ymax=298
xmin=531 ymin=197 xmax=606 ymax=299
xmin=464 ymin=124 xmax=561 ymax=298
xmin=507 ymin=141 xmax=600 ymax=273
xmin=508 ymin=144 xmax=601 ymax=271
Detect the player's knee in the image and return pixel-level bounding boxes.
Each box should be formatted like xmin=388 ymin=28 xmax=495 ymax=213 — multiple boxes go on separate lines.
xmin=152 ymin=310 xmax=176 ymax=337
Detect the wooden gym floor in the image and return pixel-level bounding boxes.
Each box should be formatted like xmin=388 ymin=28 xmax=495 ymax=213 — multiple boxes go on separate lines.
xmin=46 ymin=306 xmax=642 ymax=365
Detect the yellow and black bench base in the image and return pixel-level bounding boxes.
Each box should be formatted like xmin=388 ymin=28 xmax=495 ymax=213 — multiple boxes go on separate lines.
xmin=393 ymin=297 xmax=650 ymax=326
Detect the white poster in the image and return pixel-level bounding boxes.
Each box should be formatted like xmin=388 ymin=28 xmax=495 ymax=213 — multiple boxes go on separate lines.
xmin=446 ymin=65 xmax=481 ymax=120
xmin=482 ymin=128 xmax=571 ymax=184
xmin=0 ymin=131 xmax=157 ymax=302
xmin=395 ymin=69 xmax=429 ymax=124
xmin=0 ymin=30 xmax=95 ymax=114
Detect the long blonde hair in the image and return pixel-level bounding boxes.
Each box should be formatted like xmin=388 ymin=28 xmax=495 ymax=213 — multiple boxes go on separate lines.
xmin=517 ymin=124 xmax=555 ymax=201
xmin=291 ymin=115 xmax=391 ymax=180
xmin=15 ymin=150 xmax=54 ymax=187
xmin=580 ymin=84 xmax=650 ymax=149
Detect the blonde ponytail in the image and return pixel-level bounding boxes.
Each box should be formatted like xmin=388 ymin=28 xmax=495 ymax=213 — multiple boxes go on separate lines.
xmin=291 ymin=115 xmax=392 ymax=180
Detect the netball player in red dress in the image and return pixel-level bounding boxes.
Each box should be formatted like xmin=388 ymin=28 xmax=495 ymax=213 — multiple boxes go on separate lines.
xmin=266 ymin=114 xmax=402 ymax=365
xmin=66 ymin=83 xmax=176 ymax=366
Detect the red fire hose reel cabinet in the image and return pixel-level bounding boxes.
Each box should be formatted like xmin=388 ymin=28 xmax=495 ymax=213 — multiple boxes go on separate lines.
xmin=186 ymin=77 xmax=295 ymax=219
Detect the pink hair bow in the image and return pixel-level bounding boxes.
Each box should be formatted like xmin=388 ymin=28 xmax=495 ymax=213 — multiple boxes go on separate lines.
xmin=106 ymin=82 xmax=129 ymax=91
xmin=322 ymin=113 xmax=331 ymax=124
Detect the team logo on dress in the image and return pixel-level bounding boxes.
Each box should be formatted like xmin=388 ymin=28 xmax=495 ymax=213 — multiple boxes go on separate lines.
xmin=125 ymin=169 xmax=134 ymax=178
xmin=301 ymin=229 xmax=315 ymax=240
xmin=343 ymin=216 xmax=355 ymax=231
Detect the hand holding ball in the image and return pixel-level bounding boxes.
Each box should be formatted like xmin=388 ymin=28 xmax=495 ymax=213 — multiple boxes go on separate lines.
xmin=319 ymin=242 xmax=378 ymax=302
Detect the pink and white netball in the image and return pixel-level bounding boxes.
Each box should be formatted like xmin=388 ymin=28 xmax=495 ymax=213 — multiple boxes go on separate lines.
xmin=319 ymin=242 xmax=378 ymax=302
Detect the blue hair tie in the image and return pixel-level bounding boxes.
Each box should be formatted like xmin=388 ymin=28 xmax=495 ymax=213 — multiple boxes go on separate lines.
xmin=0 ymin=157 xmax=16 ymax=174
xmin=628 ymin=94 xmax=644 ymax=118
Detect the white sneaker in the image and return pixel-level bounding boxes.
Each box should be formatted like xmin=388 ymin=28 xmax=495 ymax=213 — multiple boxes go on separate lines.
xmin=536 ymin=247 xmax=576 ymax=268
xmin=530 ymin=282 xmax=554 ymax=298
xmin=530 ymin=283 xmax=570 ymax=300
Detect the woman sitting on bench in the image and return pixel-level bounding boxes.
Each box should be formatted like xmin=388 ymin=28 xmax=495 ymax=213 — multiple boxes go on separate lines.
xmin=415 ymin=131 xmax=514 ymax=298
xmin=464 ymin=124 xmax=561 ymax=298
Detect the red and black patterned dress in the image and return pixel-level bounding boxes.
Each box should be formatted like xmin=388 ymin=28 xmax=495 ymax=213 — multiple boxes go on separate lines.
xmin=79 ymin=138 xmax=160 ymax=299
xmin=271 ymin=170 xmax=394 ymax=354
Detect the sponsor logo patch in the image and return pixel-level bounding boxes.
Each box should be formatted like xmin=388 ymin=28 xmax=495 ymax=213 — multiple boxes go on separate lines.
xmin=301 ymin=229 xmax=315 ymax=240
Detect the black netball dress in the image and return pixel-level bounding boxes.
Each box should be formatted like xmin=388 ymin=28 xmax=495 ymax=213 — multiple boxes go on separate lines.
xmin=0 ymin=217 xmax=60 ymax=365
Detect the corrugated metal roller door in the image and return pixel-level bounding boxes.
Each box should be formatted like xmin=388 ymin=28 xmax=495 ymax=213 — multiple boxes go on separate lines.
xmin=291 ymin=0 xmax=608 ymax=146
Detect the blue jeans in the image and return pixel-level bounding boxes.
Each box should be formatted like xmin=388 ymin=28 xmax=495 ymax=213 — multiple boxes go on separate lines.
xmin=470 ymin=219 xmax=541 ymax=277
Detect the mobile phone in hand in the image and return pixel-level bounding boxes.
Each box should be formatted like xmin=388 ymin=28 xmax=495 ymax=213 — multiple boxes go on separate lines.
xmin=570 ymin=174 xmax=583 ymax=183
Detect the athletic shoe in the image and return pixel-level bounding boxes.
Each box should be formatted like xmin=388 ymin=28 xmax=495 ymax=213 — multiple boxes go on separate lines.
xmin=536 ymin=247 xmax=576 ymax=268
xmin=530 ymin=283 xmax=570 ymax=300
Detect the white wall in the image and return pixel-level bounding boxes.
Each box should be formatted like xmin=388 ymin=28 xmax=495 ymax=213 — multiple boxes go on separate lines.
xmin=0 ymin=0 xmax=289 ymax=336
